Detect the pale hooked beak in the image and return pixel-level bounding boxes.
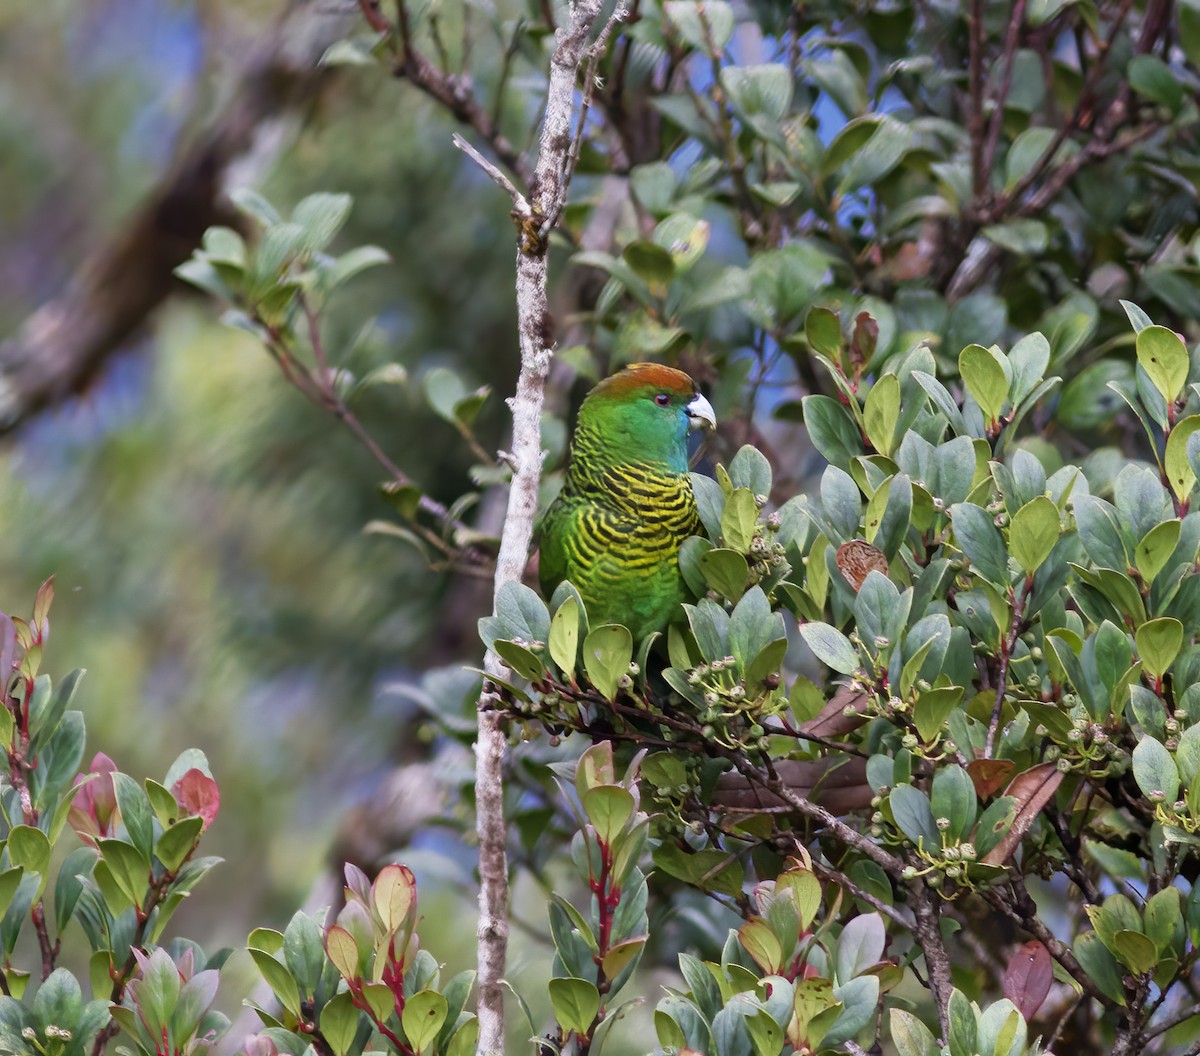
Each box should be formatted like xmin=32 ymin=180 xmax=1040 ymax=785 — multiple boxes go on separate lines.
xmin=686 ymin=392 xmax=716 ymax=431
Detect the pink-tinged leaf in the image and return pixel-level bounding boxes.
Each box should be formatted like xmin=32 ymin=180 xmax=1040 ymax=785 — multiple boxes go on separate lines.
xmin=32 ymin=576 xmax=55 ymax=642
xmin=173 ymin=769 xmax=220 ymax=831
xmin=242 ymin=1035 xmax=281 ymax=1056
xmin=69 ymin=753 xmax=119 ymax=845
xmin=372 ymin=864 xmax=417 ymax=932
xmin=1003 ymin=941 xmax=1052 ymax=1020
xmin=344 ymin=862 xmax=372 ymax=904
xmin=1 ymin=613 xmax=16 ymax=686
xmin=325 ymin=925 xmax=360 ymax=981
xmin=981 ymin=763 xmax=1063 ymax=866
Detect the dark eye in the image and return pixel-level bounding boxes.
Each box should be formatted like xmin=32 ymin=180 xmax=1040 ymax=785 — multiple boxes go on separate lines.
xmin=654 ymin=393 xmax=671 ymax=406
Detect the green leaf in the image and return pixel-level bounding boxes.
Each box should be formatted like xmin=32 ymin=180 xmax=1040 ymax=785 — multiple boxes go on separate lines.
xmin=583 ymin=625 xmax=633 ymax=700
xmin=1136 ymin=618 xmax=1183 ymax=679
xmin=283 ymin=910 xmax=326 ymax=1001
xmin=494 ymin=580 xmax=550 ymax=644
xmin=6 ymin=829 xmax=48 ymax=900
xmin=700 ymin=548 xmax=750 ymax=602
xmin=320 ymin=992 xmax=361 ymax=1056
xmin=1132 ymin=736 xmax=1180 ymax=803
xmin=1008 ymin=495 xmax=1059 ymax=573
xmin=1005 ymin=127 xmax=1058 ymax=190
xmin=720 ymin=64 xmax=793 ymax=121
xmin=549 ymin=597 xmax=580 ymax=681
xmin=623 ymin=241 xmax=676 ymax=285
xmin=112 ymin=773 xmax=155 ymax=863
xmin=946 ymin=989 xmax=977 ymax=1056
xmin=1074 ymin=932 xmax=1126 ymax=1005
xmin=950 ymin=503 xmax=1010 ymax=586
xmin=1164 ymin=415 xmax=1200 ymax=501
xmin=1144 ymin=887 xmax=1183 ymax=956
xmin=1112 ymin=930 xmax=1157 ymax=975
xmin=805 ymin=307 xmax=842 ymax=358
xmin=739 ymin=920 xmax=783 ymax=974
xmin=324 ymin=925 xmax=360 ymax=981
xmin=959 ymin=344 xmax=1010 ymax=423
xmin=248 ymin=949 xmax=303 ymax=1018
xmin=864 ymin=374 xmax=901 ymax=456
xmin=582 ymin=786 xmax=635 ymax=845
xmin=798 ymin=622 xmax=860 ymax=675
xmin=835 ymin=913 xmax=884 ymax=982
xmin=402 ymin=990 xmax=448 ymax=1052
xmin=630 ymin=162 xmax=676 ymax=215
xmin=653 ymin=214 xmax=711 ymax=273
xmin=155 ymin=816 xmax=204 ymax=872
xmin=1128 ymin=54 xmax=1184 ymax=113
xmin=890 ymin=785 xmax=939 ymax=847
xmin=1136 ymin=520 xmax=1182 ymax=585
xmin=839 ymin=116 xmax=912 ymax=193
xmin=326 ymin=245 xmax=391 ymax=288
xmin=493 ymin=639 xmax=546 ymax=681
xmin=890 ymin=1009 xmax=938 ymax=1056
xmin=930 ymin=766 xmax=978 ymax=842
xmin=913 ymin=686 xmax=965 ymax=742
xmin=292 ymin=192 xmax=352 ymax=253
xmin=802 ymin=395 xmax=864 ymax=470
xmin=728 ymin=445 xmax=772 ymax=497
xmin=652 ymin=842 xmax=743 ymax=896
xmin=663 ymin=1 xmax=735 ymax=54
xmin=722 ymin=488 xmax=759 ymax=552
xmin=548 ymin=977 xmax=600 ymax=1036
xmin=981 ymin=219 xmax=1048 ymax=256
xmin=1136 ymin=326 xmax=1189 ymax=404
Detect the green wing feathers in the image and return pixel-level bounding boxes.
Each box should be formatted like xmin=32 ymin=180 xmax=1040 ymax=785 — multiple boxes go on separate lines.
xmin=540 ymin=463 xmax=700 ymax=640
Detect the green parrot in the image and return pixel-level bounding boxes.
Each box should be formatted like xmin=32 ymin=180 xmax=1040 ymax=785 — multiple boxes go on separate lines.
xmin=539 ymin=363 xmax=717 ymax=641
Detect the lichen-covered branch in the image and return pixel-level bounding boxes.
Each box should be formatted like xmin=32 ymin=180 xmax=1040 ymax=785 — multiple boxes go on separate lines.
xmin=462 ymin=3 xmax=626 ymax=1054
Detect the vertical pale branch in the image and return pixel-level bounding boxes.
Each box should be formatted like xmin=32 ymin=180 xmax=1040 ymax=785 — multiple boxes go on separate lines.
xmin=458 ymin=3 xmax=624 ymax=1054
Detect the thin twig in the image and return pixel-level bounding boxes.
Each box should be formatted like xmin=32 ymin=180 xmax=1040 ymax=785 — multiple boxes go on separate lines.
xmin=451 ymin=134 xmax=527 ymax=207
xmin=967 ymin=0 xmax=987 ymax=201
xmin=980 ymin=0 xmax=1028 ymax=185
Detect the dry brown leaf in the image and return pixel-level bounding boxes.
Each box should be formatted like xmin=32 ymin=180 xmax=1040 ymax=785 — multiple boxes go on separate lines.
xmin=800 ymin=685 xmax=870 ymax=738
xmin=966 ymin=758 xmax=1017 ymax=800
xmin=981 ymin=762 xmax=1063 ymax=866
xmin=714 ymin=757 xmax=872 ymax=815
xmin=836 ymin=540 xmax=888 ymax=591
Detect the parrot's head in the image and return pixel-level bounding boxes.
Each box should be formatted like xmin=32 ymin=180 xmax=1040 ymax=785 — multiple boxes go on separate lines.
xmin=577 ymin=363 xmax=715 ymax=470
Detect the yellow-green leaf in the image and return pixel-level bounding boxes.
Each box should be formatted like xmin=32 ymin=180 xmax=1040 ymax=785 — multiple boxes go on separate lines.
xmin=1136 ymin=326 xmax=1189 ymax=404
xmin=1008 ymin=495 xmax=1059 ymax=573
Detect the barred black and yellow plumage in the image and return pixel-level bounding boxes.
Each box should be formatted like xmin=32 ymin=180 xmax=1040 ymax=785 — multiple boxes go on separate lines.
xmin=539 ymin=364 xmax=716 ymax=640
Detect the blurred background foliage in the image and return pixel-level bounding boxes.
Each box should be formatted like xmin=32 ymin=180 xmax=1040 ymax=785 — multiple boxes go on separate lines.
xmin=1 ymin=0 xmax=1199 ymax=1012
xmin=0 ymin=0 xmax=525 ymax=940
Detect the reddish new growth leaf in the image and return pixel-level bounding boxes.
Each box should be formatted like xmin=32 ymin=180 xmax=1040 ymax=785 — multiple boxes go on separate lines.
xmin=849 ymin=311 xmax=879 ymax=382
xmin=68 ymin=752 xmax=119 ymax=846
xmin=1003 ymin=940 xmax=1053 ymax=1021
xmin=173 ymin=768 xmax=220 ymax=831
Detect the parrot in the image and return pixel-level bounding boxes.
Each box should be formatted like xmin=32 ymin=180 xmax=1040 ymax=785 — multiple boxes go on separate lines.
xmin=539 ymin=363 xmax=717 ymax=641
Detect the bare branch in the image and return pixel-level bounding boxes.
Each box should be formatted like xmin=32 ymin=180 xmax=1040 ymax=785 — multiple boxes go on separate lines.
xmin=452 ymin=134 xmax=528 ymax=211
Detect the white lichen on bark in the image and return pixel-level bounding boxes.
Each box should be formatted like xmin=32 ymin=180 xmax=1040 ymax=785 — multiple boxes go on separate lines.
xmin=463 ymin=3 xmax=624 ymax=1054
